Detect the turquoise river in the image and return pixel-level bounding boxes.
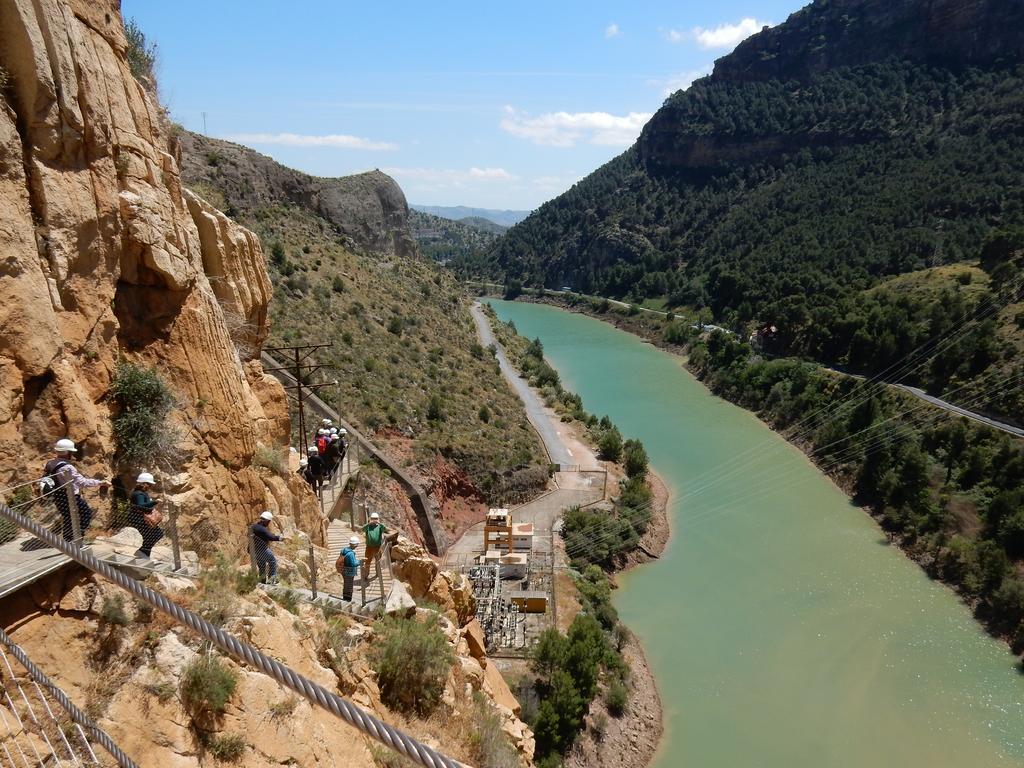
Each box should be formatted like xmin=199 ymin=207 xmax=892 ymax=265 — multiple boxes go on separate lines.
xmin=488 ymin=300 xmax=1024 ymax=768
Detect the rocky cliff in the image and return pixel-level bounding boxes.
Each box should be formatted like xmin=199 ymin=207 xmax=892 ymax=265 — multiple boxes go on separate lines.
xmin=0 ymin=0 xmax=319 ymax=545
xmin=178 ymin=132 xmax=418 ymax=260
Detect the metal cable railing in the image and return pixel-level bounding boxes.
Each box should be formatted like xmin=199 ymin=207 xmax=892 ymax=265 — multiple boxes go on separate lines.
xmin=0 ymin=626 xmax=137 ymax=768
xmin=0 ymin=499 xmax=462 ymax=768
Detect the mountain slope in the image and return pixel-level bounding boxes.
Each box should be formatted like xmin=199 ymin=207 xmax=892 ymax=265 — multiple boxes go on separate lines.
xmin=463 ymin=0 xmax=1024 ymax=417
xmin=177 ymin=135 xmax=549 ymax=526
xmin=409 ymin=208 xmax=501 ymax=263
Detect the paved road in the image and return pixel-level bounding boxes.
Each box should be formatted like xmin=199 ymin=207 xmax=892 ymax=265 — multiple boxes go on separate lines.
xmin=470 ymin=302 xmax=574 ymax=465
xmin=895 ymin=384 xmax=1024 ymax=438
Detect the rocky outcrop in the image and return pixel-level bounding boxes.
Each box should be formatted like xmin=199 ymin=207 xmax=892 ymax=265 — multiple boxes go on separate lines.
xmin=0 ymin=0 xmax=321 ymax=546
xmin=177 ymin=132 xmax=418 ymax=259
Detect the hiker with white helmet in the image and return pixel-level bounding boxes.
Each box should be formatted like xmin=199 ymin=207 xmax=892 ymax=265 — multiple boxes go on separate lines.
xmin=129 ymin=472 xmax=164 ymax=559
xmin=361 ymin=512 xmax=397 ymax=582
xmin=42 ymin=438 xmax=109 ymax=541
xmin=336 ymin=535 xmax=363 ymax=601
xmin=251 ymin=510 xmax=284 ymax=584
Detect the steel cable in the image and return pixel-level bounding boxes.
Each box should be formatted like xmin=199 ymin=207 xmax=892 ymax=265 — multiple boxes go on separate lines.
xmin=0 ymin=501 xmax=463 ymax=768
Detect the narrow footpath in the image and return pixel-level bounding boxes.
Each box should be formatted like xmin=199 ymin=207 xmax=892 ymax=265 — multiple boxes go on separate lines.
xmin=471 ymin=301 xmax=577 ymax=466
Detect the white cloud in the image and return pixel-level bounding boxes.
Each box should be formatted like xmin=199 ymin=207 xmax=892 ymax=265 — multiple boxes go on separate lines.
xmin=664 ymin=28 xmax=684 ymax=43
xmin=383 ymin=167 xmax=516 ymax=190
xmin=500 ymin=106 xmax=651 ymax=148
xmin=651 ymin=66 xmax=712 ymax=97
xmin=692 ymin=18 xmax=770 ymax=49
xmin=604 ymin=23 xmax=621 ymax=39
xmin=226 ymin=132 xmax=398 ymax=151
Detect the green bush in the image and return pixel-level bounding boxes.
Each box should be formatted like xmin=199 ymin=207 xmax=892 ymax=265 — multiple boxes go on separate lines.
xmin=124 ymin=18 xmax=156 ymax=86
xmin=205 ymin=733 xmax=246 ymax=762
xmin=332 ymin=276 xmax=346 ymax=293
xmin=426 ymin=394 xmax=445 ymax=422
xmin=471 ymin=693 xmax=520 ymax=768
xmin=110 ymin=361 xmax=175 ymax=467
xmin=180 ymin=655 xmax=237 ymax=716
xmin=598 ymin=428 xmax=622 ymax=462
xmin=605 ymin=680 xmax=628 ymax=717
xmin=622 ymin=439 xmax=648 ymax=478
xmin=369 ymin=615 xmax=453 ymax=715
xmin=99 ymin=595 xmax=130 ymax=626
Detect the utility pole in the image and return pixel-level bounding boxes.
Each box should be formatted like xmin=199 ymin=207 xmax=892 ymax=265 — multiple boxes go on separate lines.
xmin=263 ymin=343 xmax=335 ymax=451
xmin=202 ymin=111 xmax=207 ymax=135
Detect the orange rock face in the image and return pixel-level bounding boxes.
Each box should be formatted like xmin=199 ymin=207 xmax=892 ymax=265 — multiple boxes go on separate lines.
xmin=0 ymin=0 xmax=320 ymax=547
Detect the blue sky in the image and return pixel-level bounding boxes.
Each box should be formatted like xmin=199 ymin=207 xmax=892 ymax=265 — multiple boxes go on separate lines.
xmin=124 ymin=0 xmax=805 ymax=210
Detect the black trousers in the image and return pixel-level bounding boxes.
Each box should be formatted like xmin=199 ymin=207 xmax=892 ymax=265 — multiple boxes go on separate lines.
xmin=128 ymin=514 xmax=164 ymax=556
xmin=54 ymin=494 xmax=93 ymax=541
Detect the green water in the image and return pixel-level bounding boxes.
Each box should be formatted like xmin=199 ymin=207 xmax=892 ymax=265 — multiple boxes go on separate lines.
xmin=488 ymin=300 xmax=1024 ymax=768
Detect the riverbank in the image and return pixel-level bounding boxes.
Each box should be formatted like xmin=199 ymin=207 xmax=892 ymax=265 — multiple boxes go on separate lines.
xmin=471 ymin=301 xmax=669 ymax=768
xmin=492 ymin=293 xmax=1024 ymax=659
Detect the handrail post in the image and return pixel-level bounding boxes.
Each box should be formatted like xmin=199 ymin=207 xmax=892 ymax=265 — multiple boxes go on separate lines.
xmin=169 ymin=503 xmax=182 ymax=571
xmin=308 ymin=541 xmax=318 ymax=600
xmin=375 ymin=541 xmax=386 ymax=600
xmin=60 ymin=469 xmax=82 ymax=544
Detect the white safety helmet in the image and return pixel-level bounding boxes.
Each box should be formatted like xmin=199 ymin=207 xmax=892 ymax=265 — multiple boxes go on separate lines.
xmin=54 ymin=438 xmax=77 ymax=454
xmin=260 ymin=510 xmax=274 ymax=521
xmin=330 ymin=427 xmax=338 ymax=435
xmin=338 ymin=429 xmax=348 ymax=435
xmin=330 ymin=434 xmax=340 ymax=442
xmin=136 ymin=472 xmax=155 ymax=485
xmin=318 ymin=428 xmax=327 ymax=435
xmin=348 ymin=535 xmax=360 ymax=547
xmin=369 ymin=512 xmax=380 ymax=521
xmin=307 ymin=446 xmax=318 ymax=455
xmin=322 ymin=418 xmax=331 ymax=426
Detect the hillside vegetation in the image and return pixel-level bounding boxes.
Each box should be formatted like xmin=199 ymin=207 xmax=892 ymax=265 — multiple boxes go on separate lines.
xmin=457 ymin=0 xmax=1024 ymax=421
xmin=409 ymin=208 xmax=501 ymax=264
xmin=178 ymin=138 xmax=548 ymax=507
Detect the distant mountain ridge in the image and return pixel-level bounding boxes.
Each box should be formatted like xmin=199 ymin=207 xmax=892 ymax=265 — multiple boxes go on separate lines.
xmin=411 ymin=205 xmax=530 ymax=228
xmin=408 ymin=209 xmax=501 ymax=263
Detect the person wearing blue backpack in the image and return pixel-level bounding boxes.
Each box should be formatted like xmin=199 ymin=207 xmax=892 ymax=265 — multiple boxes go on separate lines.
xmin=335 ymin=535 xmax=362 ymax=601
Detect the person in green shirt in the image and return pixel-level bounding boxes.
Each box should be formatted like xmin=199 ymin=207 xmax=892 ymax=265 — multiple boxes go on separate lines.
xmin=361 ymin=512 xmax=396 ymax=581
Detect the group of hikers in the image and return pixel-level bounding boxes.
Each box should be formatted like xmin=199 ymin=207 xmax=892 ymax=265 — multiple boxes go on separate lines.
xmin=250 ymin=509 xmax=396 ymax=600
xmin=299 ymin=418 xmax=348 ymax=491
xmin=41 ymin=438 xmax=164 ymax=559
xmin=41 ymin=435 xmax=396 ymax=603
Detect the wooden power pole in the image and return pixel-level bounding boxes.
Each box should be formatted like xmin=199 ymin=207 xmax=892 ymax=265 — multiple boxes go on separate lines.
xmin=263 ymin=343 xmax=335 ymax=451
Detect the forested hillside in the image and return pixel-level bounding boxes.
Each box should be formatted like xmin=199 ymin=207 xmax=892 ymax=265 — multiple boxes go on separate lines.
xmin=458 ymin=0 xmax=1024 ymax=420
xmin=409 ymin=209 xmax=501 ymax=263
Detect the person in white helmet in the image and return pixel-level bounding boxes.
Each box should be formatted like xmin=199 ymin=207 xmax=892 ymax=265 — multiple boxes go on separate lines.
xmin=42 ymin=439 xmax=109 ymax=541
xmin=361 ymin=512 xmax=396 ymax=582
xmin=129 ymin=472 xmax=164 ymax=559
xmin=251 ymin=511 xmax=283 ymax=584
xmin=336 ymin=535 xmax=362 ymax=601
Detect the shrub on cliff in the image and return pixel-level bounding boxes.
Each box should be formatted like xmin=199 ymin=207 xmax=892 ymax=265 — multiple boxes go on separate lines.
xmin=124 ymin=19 xmax=157 ymax=89
xmin=370 ymin=614 xmax=453 ymax=716
xmin=181 ymin=654 xmax=237 ymax=716
xmin=110 ymin=361 xmax=177 ymax=468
